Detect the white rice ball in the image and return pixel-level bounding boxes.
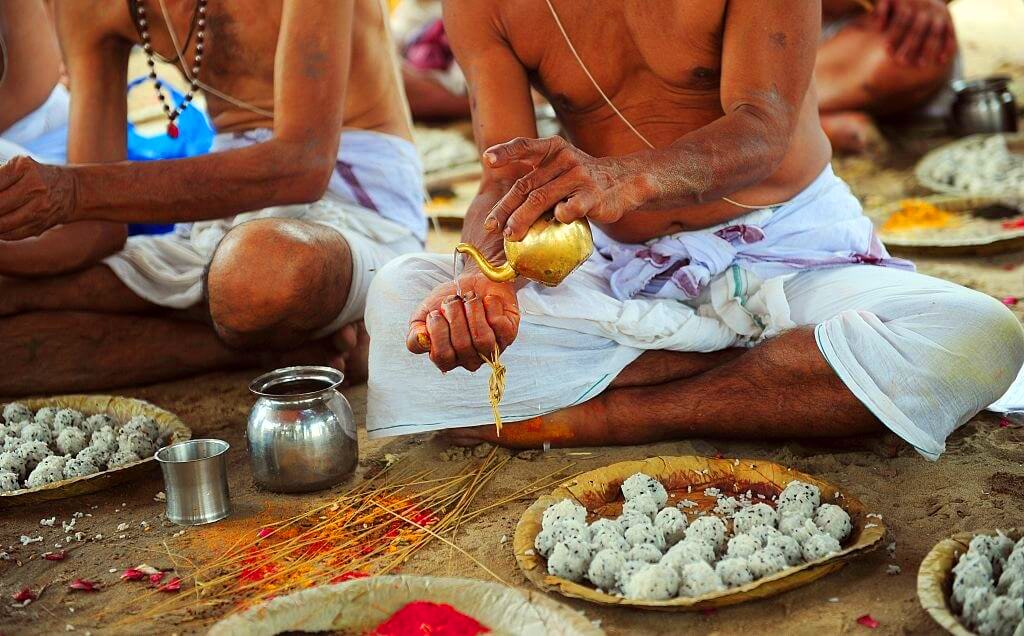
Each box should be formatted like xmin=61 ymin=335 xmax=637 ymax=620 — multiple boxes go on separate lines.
xmin=26 ymin=455 xmax=67 ymax=488
xmin=1007 ymin=579 xmax=1024 ymax=602
xmin=547 ymin=538 xmax=592 ymax=582
xmin=122 ymin=415 xmax=160 ymax=441
xmin=589 ymin=518 xmax=624 ymax=537
xmin=0 ymin=451 xmax=27 ymax=480
xmin=684 ymin=516 xmax=727 ymax=551
xmin=747 ymin=547 xmax=789 ymax=579
xmin=623 ymin=563 xmax=679 ymax=600
xmin=2 ymin=434 xmax=21 ymax=453
xmin=16 ymin=441 xmax=52 ymax=473
xmin=618 ymin=512 xmax=654 ymax=534
xmin=654 ymin=507 xmax=688 ymax=545
xmin=625 ymin=523 xmax=666 ymax=552
xmin=801 ymin=532 xmax=842 ymax=562
xmin=679 ymin=561 xmax=725 ymax=597
xmin=999 ymin=563 xmax=1024 ymax=594
xmin=766 ymin=534 xmax=803 ymax=566
xmin=713 ymin=496 xmax=741 ymax=517
xmin=961 ymin=584 xmax=996 ymax=629
xmin=0 ymin=471 xmax=20 ymax=492
xmin=108 ymin=448 xmax=142 ymax=468
xmin=2 ymin=420 xmax=26 ymax=439
xmin=91 ymin=426 xmax=117 ymax=449
xmin=53 ymin=408 xmax=84 ymax=431
xmin=2 ymin=402 xmax=32 ymax=424
xmin=814 ymin=504 xmax=852 ymax=543
xmin=745 ymin=524 xmax=782 ymax=547
xmin=976 ymin=596 xmax=1023 ymax=636
xmin=33 ymin=407 xmax=59 ymax=426
xmin=55 ymin=427 xmax=89 ymax=457
xmin=542 ymin=499 xmax=587 ymax=530
xmin=622 ymin=493 xmax=659 ymax=521
xmin=627 ymin=543 xmax=663 ymax=564
xmin=118 ymin=432 xmax=157 ymax=459
xmin=551 ymin=520 xmax=591 ymax=545
xmin=63 ymin=456 xmax=98 ymax=479
xmin=661 ymin=539 xmax=715 ymax=573
xmin=77 ymin=446 xmax=110 ymax=470
xmin=534 ymin=528 xmax=559 ymax=558
xmin=782 ymin=516 xmax=820 ymax=544
xmin=971 ymin=534 xmax=1014 ymax=576
xmin=587 ymin=548 xmax=626 ymax=591
xmin=80 ymin=414 xmax=114 ymax=438
xmin=1008 ymin=545 xmax=1024 ymax=572
xmin=591 ymin=529 xmax=630 ymax=554
xmin=716 ymin=556 xmax=754 ymax=587
xmin=621 ymin=473 xmax=668 ymax=508
xmin=777 ymin=480 xmax=820 ymax=518
xmin=616 ymin=559 xmax=647 ymax=592
xmin=727 ymin=534 xmax=760 ymax=559
xmin=734 ymin=503 xmax=779 ymax=533
xmin=19 ymin=423 xmax=53 ymax=446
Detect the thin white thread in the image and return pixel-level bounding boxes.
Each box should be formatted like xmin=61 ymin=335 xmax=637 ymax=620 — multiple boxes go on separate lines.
xmin=543 ymin=0 xmax=790 ymax=210
xmin=157 ymin=0 xmax=274 ymax=118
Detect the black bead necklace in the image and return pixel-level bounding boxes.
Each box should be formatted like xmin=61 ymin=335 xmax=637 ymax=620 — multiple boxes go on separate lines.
xmin=132 ymin=0 xmax=207 ymax=138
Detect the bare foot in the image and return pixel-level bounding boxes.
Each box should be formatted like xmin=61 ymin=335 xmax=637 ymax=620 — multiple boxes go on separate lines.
xmin=438 ymin=396 xmax=614 ymax=449
xmin=330 ymin=321 xmax=369 ymax=386
xmin=820 ymin=111 xmax=888 ymax=155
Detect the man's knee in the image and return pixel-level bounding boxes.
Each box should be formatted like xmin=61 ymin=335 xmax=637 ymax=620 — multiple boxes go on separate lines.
xmin=960 ymin=292 xmax=1024 ymax=395
xmin=207 ymin=218 xmax=351 ymax=349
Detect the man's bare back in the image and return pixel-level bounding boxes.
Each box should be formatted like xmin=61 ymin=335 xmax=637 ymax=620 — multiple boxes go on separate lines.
xmin=467 ymin=0 xmax=831 ymax=243
xmin=82 ymin=0 xmax=410 ymax=141
xmin=0 ymin=0 xmax=62 ymax=134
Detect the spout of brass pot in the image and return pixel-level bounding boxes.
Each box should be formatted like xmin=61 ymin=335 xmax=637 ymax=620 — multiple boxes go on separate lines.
xmin=455 ymin=243 xmax=517 ymax=283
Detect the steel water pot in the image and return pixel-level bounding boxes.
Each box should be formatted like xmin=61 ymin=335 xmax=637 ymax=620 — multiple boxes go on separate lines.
xmin=247 ymin=366 xmax=357 ymax=493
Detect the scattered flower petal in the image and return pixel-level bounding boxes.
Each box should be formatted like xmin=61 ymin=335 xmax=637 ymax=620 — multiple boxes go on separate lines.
xmin=1002 ymin=296 xmax=1019 ymax=307
xmin=68 ymin=579 xmax=100 ymax=592
xmin=121 ymin=568 xmax=145 ymax=581
xmin=149 ymin=572 xmax=166 ymax=585
xmin=856 ymin=614 xmax=880 ymax=629
xmin=43 ymin=550 xmax=68 ymax=561
xmin=12 ymin=588 xmax=37 ymax=604
xmin=158 ymin=577 xmax=181 ymax=592
xmin=257 ymin=527 xmax=274 ymax=539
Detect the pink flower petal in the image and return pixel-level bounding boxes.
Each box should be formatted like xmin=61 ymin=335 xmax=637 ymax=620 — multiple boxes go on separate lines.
xmin=257 ymin=527 xmax=273 ymax=539
xmin=149 ymin=572 xmax=166 ymax=585
xmin=42 ymin=550 xmax=67 ymax=561
xmin=1002 ymin=296 xmax=1019 ymax=307
xmin=121 ymin=568 xmax=146 ymax=581
xmin=12 ymin=588 xmax=37 ymax=603
xmin=856 ymin=614 xmax=880 ymax=629
xmin=158 ymin=577 xmax=181 ymax=593
xmin=68 ymin=579 xmax=100 ymax=592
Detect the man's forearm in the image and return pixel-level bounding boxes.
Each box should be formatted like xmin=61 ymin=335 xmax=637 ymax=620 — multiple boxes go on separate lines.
xmin=68 ymin=139 xmax=333 ymax=224
xmin=633 ymin=107 xmax=791 ymax=214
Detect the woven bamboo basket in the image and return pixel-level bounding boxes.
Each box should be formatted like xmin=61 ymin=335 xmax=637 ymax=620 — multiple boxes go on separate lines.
xmin=917 ymin=528 xmax=1023 ymax=635
xmin=514 ymin=455 xmax=887 ymax=611
xmin=0 ymin=395 xmax=191 ymax=508
xmin=208 ymin=575 xmax=604 ymax=636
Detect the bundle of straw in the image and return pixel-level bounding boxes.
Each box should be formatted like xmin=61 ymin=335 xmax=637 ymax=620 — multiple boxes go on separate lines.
xmin=105 ymin=452 xmax=577 ymax=629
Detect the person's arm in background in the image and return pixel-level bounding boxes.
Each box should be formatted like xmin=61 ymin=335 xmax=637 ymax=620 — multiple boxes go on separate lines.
xmin=482 ymin=2 xmax=821 ymax=240
xmin=0 ymin=3 xmax=128 ymax=277
xmin=822 ymin=0 xmax=955 ymax=66
xmin=0 ymin=0 xmax=354 ymax=241
xmin=404 ymin=0 xmax=537 ymax=373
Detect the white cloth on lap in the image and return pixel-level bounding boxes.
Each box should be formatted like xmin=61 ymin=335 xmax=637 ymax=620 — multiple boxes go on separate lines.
xmin=103 ymin=128 xmax=425 ymax=329
xmin=0 ymin=84 xmax=69 ymax=164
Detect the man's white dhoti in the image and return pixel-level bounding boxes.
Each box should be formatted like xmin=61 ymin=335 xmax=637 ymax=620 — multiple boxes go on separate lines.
xmin=0 ymin=85 xmax=69 ymax=164
xmin=103 ymin=129 xmax=426 ymax=331
xmin=365 ymin=168 xmax=1024 ymax=460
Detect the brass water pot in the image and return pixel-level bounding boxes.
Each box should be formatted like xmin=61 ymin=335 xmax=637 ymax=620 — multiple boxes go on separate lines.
xmin=456 ymin=215 xmax=594 ymax=287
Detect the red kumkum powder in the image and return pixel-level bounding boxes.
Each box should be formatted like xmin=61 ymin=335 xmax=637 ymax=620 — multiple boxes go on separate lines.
xmin=369 ymin=601 xmax=490 ymax=636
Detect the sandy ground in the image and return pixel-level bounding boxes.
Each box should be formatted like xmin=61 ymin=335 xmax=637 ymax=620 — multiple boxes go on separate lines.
xmin=3 ymin=1 xmax=1024 ymax=634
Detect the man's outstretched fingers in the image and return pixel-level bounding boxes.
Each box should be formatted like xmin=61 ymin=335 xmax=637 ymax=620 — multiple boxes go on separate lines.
xmin=442 ymin=295 xmax=481 ymax=371
xmin=463 ymin=291 xmax=498 ymax=357
xmin=504 ymin=177 xmax=579 ymax=240
xmin=483 ymin=136 xmax=563 ymax=169
xmin=426 ymin=310 xmax=457 ymax=371
xmin=485 ymin=159 xmax=571 ymax=232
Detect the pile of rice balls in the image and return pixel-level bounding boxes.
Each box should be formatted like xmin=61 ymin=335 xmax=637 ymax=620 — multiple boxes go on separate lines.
xmin=0 ymin=402 xmax=165 ymax=493
xmin=950 ymin=532 xmax=1023 ymax=635
xmin=533 ymin=472 xmax=853 ymax=601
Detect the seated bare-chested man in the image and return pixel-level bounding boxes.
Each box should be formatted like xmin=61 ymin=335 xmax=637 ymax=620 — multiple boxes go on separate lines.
xmin=0 ymin=0 xmax=425 ymax=396
xmin=365 ymin=0 xmax=1024 ymax=460
xmin=818 ymin=0 xmax=958 ymax=153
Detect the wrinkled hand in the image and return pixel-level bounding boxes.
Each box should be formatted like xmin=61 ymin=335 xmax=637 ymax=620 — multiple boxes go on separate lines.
xmin=0 ymin=156 xmax=76 ymax=240
xmin=406 ymin=271 xmax=520 ymax=372
xmin=482 ymin=136 xmax=647 ymax=241
xmin=875 ymin=0 xmax=956 ymax=67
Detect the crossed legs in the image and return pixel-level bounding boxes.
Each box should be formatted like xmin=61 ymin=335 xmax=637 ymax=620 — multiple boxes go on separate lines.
xmin=0 ymin=218 xmax=358 ymax=396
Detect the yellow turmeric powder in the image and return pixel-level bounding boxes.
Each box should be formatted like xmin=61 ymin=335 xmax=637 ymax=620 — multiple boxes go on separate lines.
xmin=882 ymin=199 xmax=959 ymax=233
